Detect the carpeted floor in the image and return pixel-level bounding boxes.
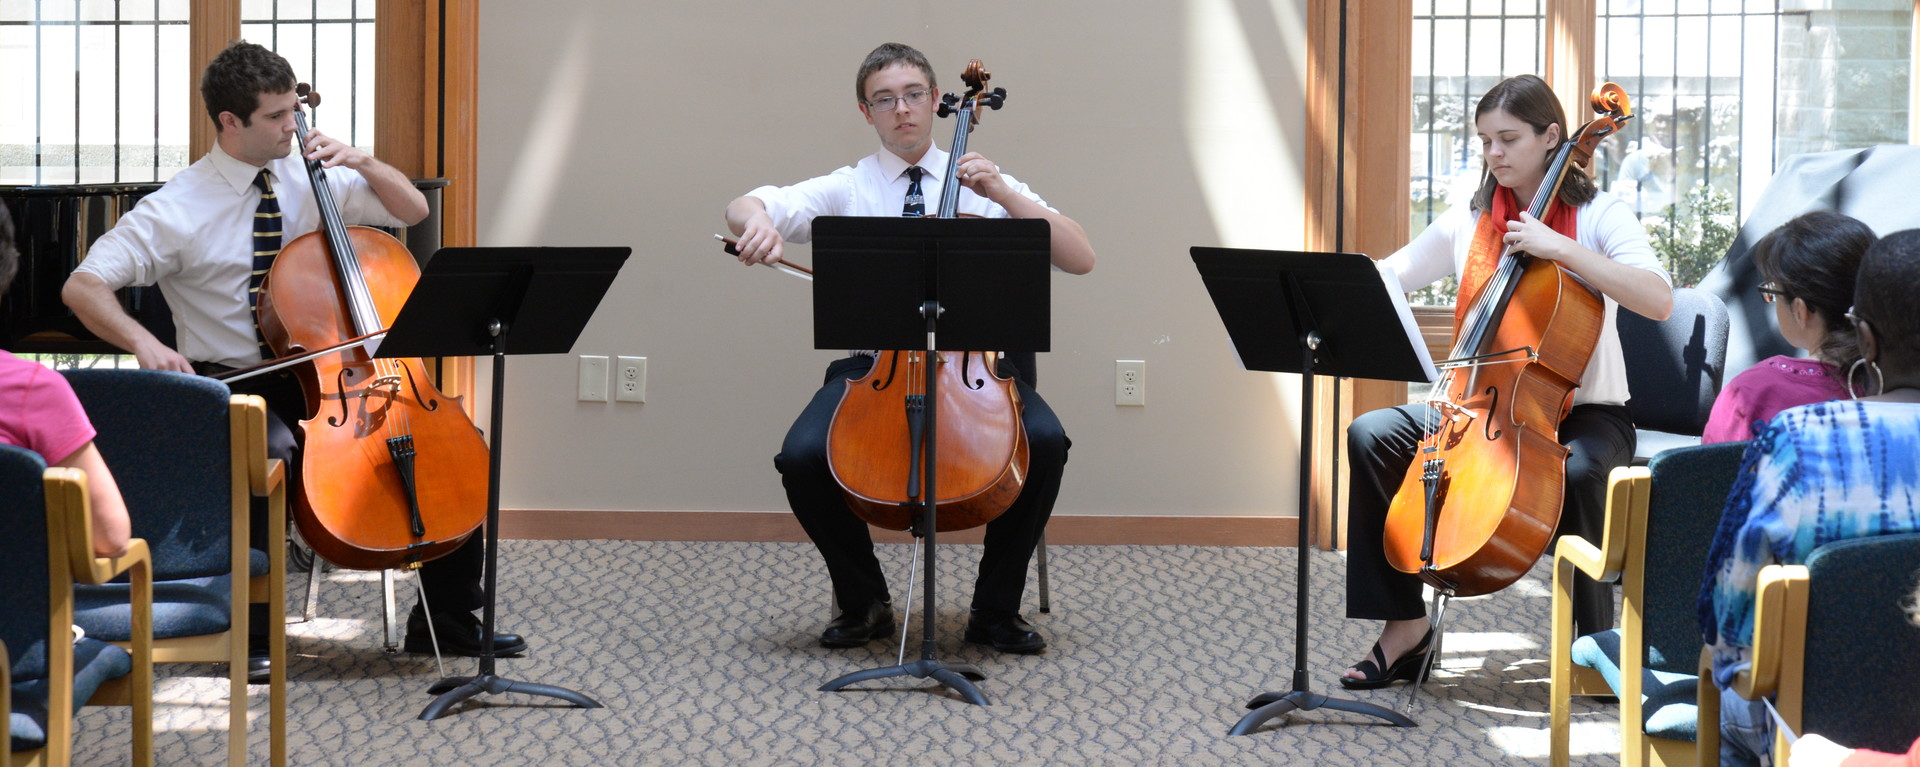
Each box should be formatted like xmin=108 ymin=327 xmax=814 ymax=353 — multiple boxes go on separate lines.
xmin=68 ymin=539 xmax=1631 ymax=765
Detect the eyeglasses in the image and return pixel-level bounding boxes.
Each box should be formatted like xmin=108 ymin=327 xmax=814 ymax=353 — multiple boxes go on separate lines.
xmin=866 ymin=89 xmax=931 ymax=113
xmin=1757 ymin=281 xmax=1790 ymax=304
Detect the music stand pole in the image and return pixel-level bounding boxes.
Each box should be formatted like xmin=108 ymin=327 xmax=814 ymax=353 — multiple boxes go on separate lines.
xmin=420 ymin=320 xmax=603 ymax=719
xmin=817 ymin=299 xmax=988 ymax=705
xmin=1228 ymin=294 xmax=1413 ymax=734
xmin=374 ymin=244 xmax=629 ymax=720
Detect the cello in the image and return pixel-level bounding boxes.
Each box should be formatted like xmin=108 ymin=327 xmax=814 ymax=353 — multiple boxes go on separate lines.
xmin=1381 ymin=83 xmax=1635 ymax=598
xmin=824 ymin=60 xmax=1029 ymax=533
xmin=255 ymin=83 xmax=491 ymax=572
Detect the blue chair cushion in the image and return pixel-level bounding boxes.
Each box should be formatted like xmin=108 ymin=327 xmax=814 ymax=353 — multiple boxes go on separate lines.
xmin=1571 ymin=629 xmax=1699 ymax=741
xmin=8 ymin=637 xmax=131 ymax=751
xmin=74 ymin=573 xmax=238 ymax=642
xmin=72 ymin=547 xmax=267 ymax=642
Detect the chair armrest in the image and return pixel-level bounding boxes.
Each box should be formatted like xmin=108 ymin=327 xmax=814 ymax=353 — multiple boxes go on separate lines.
xmin=82 ymin=539 xmax=151 ymax=587
xmin=1554 ymin=465 xmax=1648 ymax=581
xmin=1732 ymin=564 xmax=1808 ymax=701
xmin=1554 ymin=535 xmax=1606 ymax=580
xmin=43 ymin=467 xmax=152 ymax=585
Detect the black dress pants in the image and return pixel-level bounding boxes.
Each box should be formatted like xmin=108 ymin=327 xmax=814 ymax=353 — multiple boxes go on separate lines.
xmin=218 ymin=366 xmax=488 ymax=618
xmin=775 ymin=355 xmax=1068 ymax=616
xmin=1343 ymin=402 xmax=1634 ymax=638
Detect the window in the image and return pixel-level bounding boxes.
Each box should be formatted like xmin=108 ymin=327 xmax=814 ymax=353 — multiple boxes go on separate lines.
xmin=0 ymin=0 xmax=378 ymax=186
xmin=0 ymin=1 xmax=192 ymax=185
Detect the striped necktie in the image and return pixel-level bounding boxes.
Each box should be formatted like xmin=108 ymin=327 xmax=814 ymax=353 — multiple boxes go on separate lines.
xmin=901 ymin=166 xmax=925 ymax=217
xmin=249 ymin=170 xmax=283 ymax=360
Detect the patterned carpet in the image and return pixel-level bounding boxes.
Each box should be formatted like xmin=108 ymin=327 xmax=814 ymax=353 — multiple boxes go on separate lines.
xmin=67 ymin=539 xmax=1632 ymax=765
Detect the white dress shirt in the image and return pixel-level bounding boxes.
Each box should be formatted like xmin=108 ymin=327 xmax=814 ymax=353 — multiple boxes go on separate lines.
xmin=1381 ymin=190 xmax=1671 ymax=406
xmin=75 ymin=142 xmax=406 ymax=368
xmin=745 ymin=145 xmax=1057 ymax=242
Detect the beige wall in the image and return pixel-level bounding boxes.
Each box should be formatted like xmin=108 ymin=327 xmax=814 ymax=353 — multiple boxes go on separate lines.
xmin=476 ymin=0 xmax=1314 ymax=522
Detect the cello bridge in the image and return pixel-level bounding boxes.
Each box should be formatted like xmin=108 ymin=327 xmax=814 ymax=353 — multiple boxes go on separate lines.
xmin=1429 ymin=398 xmax=1476 ymax=423
xmin=367 ymin=374 xmax=404 ymax=396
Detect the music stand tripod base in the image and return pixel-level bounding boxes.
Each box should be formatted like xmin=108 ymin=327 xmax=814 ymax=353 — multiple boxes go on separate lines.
xmin=423 ymin=673 xmax=604 ymax=718
xmin=819 ymin=657 xmax=990 ymax=706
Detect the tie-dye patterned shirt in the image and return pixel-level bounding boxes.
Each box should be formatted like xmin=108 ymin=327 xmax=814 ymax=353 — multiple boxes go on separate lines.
xmin=1700 ymin=398 xmax=1920 ymax=686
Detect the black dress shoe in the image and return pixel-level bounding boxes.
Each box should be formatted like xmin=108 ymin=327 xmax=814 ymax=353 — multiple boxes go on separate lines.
xmin=963 ymin=610 xmax=1046 ymax=653
xmin=820 ymin=602 xmax=894 ymax=648
xmin=403 ymin=608 xmax=529 ymax=657
xmin=246 ymin=635 xmax=271 ymax=684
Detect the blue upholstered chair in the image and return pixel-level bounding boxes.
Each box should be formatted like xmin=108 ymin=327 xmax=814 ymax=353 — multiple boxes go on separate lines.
xmin=1 ymin=444 xmax=153 ymax=767
xmin=1618 ymin=287 xmax=1731 ymax=463
xmin=60 ymin=370 xmax=285 ymax=767
xmin=1701 ymin=532 xmax=1920 ymax=765
xmin=1548 ymin=441 xmax=1747 ymax=767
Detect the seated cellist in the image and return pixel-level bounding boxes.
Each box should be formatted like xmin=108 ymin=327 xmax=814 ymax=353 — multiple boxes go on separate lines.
xmin=1339 ymin=74 xmax=1673 ymax=688
xmin=723 ymin=42 xmax=1093 ymax=653
xmin=60 ymin=40 xmax=528 ymax=681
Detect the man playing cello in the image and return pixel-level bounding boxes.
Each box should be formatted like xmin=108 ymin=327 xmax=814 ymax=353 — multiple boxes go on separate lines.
xmin=725 ymin=42 xmax=1093 ymax=653
xmin=62 ymin=40 xmax=529 ymax=680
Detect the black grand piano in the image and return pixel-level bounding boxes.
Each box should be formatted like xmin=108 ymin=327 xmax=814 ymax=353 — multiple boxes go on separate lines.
xmin=0 ymin=179 xmax=445 ymax=355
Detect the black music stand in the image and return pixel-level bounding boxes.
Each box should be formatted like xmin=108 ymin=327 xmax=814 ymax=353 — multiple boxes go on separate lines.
xmin=376 ymin=245 xmax=631 ymax=720
xmin=810 ymin=215 xmax=1050 ymax=706
xmin=1190 ymin=247 xmax=1436 ymax=734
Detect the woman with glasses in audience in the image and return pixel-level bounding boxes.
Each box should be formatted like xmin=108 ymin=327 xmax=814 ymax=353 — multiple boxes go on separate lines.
xmin=1701 ymin=229 xmax=1920 ymax=767
xmin=1702 ymin=211 xmax=1877 ymax=444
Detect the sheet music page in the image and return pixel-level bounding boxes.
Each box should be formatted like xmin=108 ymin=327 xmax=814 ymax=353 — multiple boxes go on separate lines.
xmin=1376 ymin=260 xmax=1440 ymax=383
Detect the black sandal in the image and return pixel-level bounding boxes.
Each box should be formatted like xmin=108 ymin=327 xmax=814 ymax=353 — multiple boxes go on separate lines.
xmin=1339 ymin=627 xmax=1433 ymax=690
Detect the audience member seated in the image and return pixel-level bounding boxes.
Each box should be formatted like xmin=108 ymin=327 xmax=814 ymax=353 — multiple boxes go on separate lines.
xmin=0 ymin=219 xmax=130 ymax=557
xmin=1702 ymin=211 xmax=1876 ymax=444
xmin=1699 ymin=229 xmax=1920 ymax=767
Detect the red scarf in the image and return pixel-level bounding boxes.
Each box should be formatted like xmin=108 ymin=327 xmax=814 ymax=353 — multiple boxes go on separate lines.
xmin=1455 ymin=185 xmax=1580 ymax=332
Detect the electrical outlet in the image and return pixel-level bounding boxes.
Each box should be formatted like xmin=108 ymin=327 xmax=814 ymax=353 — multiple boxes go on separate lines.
xmin=616 ymin=356 xmax=647 ymax=403
xmin=1115 ymin=359 xmax=1145 ymax=406
xmin=578 ymin=355 xmax=609 ymax=402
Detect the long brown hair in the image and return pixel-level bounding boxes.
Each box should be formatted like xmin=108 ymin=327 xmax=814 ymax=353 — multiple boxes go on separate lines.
xmin=1470 ymin=74 xmax=1597 ymax=213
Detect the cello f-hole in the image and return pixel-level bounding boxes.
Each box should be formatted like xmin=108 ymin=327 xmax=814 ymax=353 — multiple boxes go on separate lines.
xmin=1481 ymin=385 xmax=1503 ymax=441
xmin=396 ymin=360 xmax=442 ymax=411
xmin=328 ymin=367 xmax=353 ymax=427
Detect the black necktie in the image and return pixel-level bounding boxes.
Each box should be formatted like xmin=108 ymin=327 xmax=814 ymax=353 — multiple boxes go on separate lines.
xmin=901 ymin=166 xmax=925 ymax=217
xmin=250 ymin=170 xmax=283 ymax=360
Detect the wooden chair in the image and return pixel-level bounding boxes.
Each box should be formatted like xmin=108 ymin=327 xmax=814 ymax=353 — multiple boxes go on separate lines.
xmin=1548 ymin=441 xmax=1748 ymax=767
xmin=1 ymin=444 xmax=153 ymax=767
xmin=61 ymin=370 xmax=285 ymax=767
xmin=1703 ymin=532 xmax=1920 ymax=765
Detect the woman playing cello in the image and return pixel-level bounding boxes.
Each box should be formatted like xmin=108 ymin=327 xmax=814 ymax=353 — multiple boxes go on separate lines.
xmin=1339 ymin=74 xmax=1672 ymax=689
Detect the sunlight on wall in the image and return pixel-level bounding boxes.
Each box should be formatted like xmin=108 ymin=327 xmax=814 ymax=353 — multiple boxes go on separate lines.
xmin=484 ymin=12 xmax=596 ymax=246
xmin=1182 ymin=0 xmax=1305 ymax=250
xmin=1183 ymin=0 xmax=1311 ymax=430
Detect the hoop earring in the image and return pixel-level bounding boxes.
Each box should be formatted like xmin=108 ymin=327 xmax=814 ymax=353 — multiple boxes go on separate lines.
xmin=1848 ymin=358 xmax=1885 ymax=400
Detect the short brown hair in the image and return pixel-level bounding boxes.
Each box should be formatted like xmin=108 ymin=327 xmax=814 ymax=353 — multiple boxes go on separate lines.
xmin=199 ymin=40 xmax=296 ymax=130
xmin=854 ymin=43 xmax=936 ymax=102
